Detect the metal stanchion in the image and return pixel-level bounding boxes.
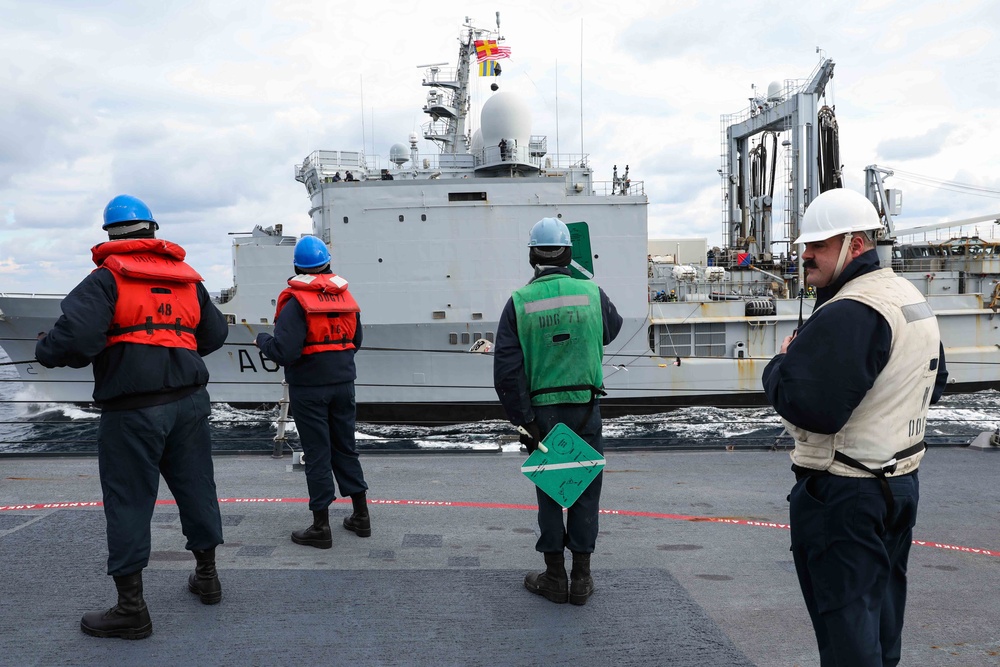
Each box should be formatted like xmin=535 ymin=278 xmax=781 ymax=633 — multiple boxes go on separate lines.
xmin=271 ymin=381 xmax=291 ymax=459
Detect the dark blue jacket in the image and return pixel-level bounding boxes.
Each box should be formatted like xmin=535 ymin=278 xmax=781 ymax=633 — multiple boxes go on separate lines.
xmin=494 ymin=267 xmax=623 ymax=426
xmin=255 ymin=298 xmax=362 ymax=386
xmin=762 ymin=250 xmax=948 ymax=434
xmin=35 ymin=265 xmax=229 ymax=410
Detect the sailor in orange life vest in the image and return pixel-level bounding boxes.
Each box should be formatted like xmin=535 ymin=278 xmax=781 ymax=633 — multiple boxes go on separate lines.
xmin=255 ymin=236 xmax=370 ymax=548
xmin=35 ymin=195 xmax=229 ymax=640
xmin=762 ymin=188 xmax=948 ymax=667
xmin=493 ymin=217 xmax=622 ymax=606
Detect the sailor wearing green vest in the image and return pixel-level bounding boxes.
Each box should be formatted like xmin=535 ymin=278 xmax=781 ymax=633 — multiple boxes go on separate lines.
xmin=494 ymin=217 xmax=622 ymax=605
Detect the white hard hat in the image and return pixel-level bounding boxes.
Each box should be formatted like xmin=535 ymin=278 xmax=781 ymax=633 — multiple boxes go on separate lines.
xmin=795 ymin=188 xmax=882 ymax=245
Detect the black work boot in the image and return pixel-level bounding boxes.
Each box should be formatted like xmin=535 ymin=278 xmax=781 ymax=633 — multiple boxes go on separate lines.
xmin=291 ymin=508 xmax=332 ymax=549
xmin=524 ymin=552 xmax=568 ymax=603
xmin=569 ymin=551 xmax=594 ymax=605
xmin=80 ymin=571 xmax=153 ymax=640
xmin=187 ymin=547 xmax=222 ymax=604
xmin=342 ymin=492 xmax=371 ymax=537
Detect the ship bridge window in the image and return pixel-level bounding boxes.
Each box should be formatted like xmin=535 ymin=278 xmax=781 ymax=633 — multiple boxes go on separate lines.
xmin=654 ymin=323 xmax=726 ymax=358
xmin=448 ymin=192 xmax=487 ymax=202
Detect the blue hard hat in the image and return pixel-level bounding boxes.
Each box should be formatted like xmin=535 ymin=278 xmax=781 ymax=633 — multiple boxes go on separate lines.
xmin=528 ymin=217 xmax=571 ymax=247
xmin=103 ymin=194 xmax=156 ymax=229
xmin=293 ymin=236 xmax=331 ymax=269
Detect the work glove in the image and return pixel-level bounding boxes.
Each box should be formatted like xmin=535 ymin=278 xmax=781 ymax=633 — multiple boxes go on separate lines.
xmin=518 ymin=421 xmax=542 ymax=453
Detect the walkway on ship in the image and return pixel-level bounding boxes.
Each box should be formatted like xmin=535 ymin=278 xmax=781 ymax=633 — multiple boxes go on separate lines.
xmin=1 ymin=448 xmax=998 ymax=666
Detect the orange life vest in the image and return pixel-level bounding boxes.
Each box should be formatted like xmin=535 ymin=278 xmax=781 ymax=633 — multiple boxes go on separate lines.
xmin=275 ymin=273 xmax=360 ymax=354
xmin=92 ymin=239 xmax=203 ymax=350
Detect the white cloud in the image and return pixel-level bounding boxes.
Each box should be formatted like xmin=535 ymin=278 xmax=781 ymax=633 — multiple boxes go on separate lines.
xmin=876 ymin=123 xmax=958 ymax=161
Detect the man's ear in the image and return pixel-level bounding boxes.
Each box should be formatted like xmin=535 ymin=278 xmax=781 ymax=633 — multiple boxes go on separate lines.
xmin=851 ymin=234 xmax=867 ymax=256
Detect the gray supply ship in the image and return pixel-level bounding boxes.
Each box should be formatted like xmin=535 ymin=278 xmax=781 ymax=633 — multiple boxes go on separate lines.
xmin=1 ymin=16 xmax=998 ymax=423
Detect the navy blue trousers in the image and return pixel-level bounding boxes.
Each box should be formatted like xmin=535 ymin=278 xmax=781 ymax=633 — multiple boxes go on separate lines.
xmin=289 ymin=382 xmax=368 ymax=511
xmin=789 ymin=471 xmax=919 ymax=667
xmin=531 ymin=403 xmax=604 ymax=554
xmin=97 ymin=387 xmax=224 ymax=576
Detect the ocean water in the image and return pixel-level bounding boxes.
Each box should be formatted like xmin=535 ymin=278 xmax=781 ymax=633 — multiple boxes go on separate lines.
xmin=1 ymin=351 xmax=996 ymax=455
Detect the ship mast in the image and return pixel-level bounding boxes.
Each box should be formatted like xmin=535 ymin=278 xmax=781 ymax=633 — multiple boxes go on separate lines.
xmin=420 ymin=17 xmax=499 ymax=154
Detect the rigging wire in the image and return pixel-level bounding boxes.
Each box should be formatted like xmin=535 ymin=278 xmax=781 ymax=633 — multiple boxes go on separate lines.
xmin=881 ymin=167 xmax=1000 ymax=199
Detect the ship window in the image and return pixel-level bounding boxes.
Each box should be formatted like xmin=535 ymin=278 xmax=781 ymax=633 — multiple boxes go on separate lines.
xmin=399 ymin=215 xmax=404 ymax=222
xmin=421 ymin=214 xmax=427 ymax=221
xmin=448 ymin=192 xmax=487 ymax=202
xmin=485 ymin=332 xmax=494 ymax=342
xmin=693 ymin=323 xmax=726 ymax=357
xmin=224 ymin=314 xmax=236 ymax=325
xmin=343 ymin=217 xmax=349 ymax=224
xmin=473 ymin=332 xmax=481 ymax=341
xmin=658 ymin=324 xmax=691 ymax=357
xmin=260 ymin=318 xmax=268 ymax=324
xmin=461 ymin=332 xmax=470 ymax=344
xmin=433 ymin=311 xmax=446 ymax=319
xmin=472 ymin=312 xmax=483 ymax=320
xmin=449 ymin=333 xmax=458 ymax=345
xmin=658 ymin=323 xmax=726 ymax=357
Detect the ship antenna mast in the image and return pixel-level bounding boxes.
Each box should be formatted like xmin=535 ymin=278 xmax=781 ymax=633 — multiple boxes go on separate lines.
xmin=580 ymin=19 xmax=585 ymax=162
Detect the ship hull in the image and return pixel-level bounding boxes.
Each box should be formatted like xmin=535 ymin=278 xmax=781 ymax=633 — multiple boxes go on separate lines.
xmin=2 ymin=293 xmax=997 ymax=424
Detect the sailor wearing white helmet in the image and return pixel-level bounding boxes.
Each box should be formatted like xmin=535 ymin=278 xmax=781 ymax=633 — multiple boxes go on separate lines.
xmin=762 ymin=187 xmax=948 ymax=666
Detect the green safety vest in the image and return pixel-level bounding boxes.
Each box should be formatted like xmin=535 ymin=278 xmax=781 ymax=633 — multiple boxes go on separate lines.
xmin=512 ymin=274 xmax=604 ymax=406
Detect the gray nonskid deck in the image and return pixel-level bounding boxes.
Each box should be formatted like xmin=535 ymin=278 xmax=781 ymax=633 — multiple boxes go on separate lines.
xmin=1 ymin=448 xmax=998 ymax=666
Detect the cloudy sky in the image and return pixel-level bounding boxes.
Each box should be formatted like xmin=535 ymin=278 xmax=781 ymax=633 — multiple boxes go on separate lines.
xmin=2 ymin=0 xmax=999 ymax=294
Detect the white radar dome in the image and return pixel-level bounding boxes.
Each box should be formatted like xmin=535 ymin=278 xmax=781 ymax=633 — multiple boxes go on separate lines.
xmin=480 ymin=92 xmax=531 ymax=148
xmin=389 ymin=143 xmax=408 ymax=165
xmin=766 ymin=81 xmax=782 ymax=102
xmin=470 ymin=129 xmax=484 ymax=152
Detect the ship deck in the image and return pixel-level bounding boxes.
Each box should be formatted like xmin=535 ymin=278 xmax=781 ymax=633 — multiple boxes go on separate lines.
xmin=2 ymin=446 xmax=998 ymax=666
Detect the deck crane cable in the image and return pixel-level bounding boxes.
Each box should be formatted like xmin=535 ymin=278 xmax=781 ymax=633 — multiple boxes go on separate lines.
xmin=602 ymin=319 xmax=659 ymax=380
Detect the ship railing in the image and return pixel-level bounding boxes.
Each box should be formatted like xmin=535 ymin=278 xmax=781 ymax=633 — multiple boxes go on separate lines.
xmin=649 ymin=279 xmax=779 ymax=302
xmin=893 ymin=257 xmax=944 ymax=273
xmin=465 ymin=148 xmax=591 ymax=171
xmin=295 ymin=150 xmax=369 ymax=182
xmin=0 ymin=291 xmax=65 ymax=298
xmin=421 ymin=66 xmax=460 ymax=88
xmin=592 ymin=180 xmax=644 ymax=197
xmin=381 ymin=149 xmax=594 ymax=176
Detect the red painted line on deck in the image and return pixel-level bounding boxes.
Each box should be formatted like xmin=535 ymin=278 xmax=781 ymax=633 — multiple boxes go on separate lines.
xmin=2 ymin=496 xmax=997 ymax=558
